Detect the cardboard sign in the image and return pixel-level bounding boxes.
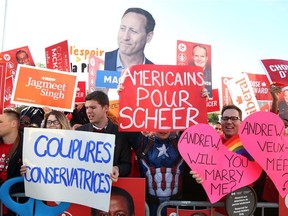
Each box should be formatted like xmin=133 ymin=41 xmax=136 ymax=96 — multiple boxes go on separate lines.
xmin=221 ymin=77 xmax=233 ymax=106
xmin=119 ymin=64 xmax=207 ymax=131
xmin=11 ymin=65 xmax=77 ymax=112
xmin=227 ymin=72 xmax=260 ymax=120
xmin=75 ymin=81 xmax=86 ymax=103
xmin=45 ymin=40 xmax=71 ymax=72
xmin=0 ymin=45 xmax=35 ymax=77
xmin=178 ymin=124 xmax=262 ymax=203
xmin=261 ymin=59 xmax=288 ymax=89
xmin=88 ymin=55 xmax=104 ymax=93
xmin=207 ymin=89 xmax=220 ymax=113
xmin=95 ymin=70 xmax=121 ymax=89
xmin=23 ymin=128 xmax=115 ymax=212
xmin=176 ymin=40 xmax=213 ymax=98
xmin=0 ymin=63 xmax=6 ymax=113
xmin=246 ymin=72 xmax=272 ymax=101
xmin=239 ymin=111 xmax=288 ymax=198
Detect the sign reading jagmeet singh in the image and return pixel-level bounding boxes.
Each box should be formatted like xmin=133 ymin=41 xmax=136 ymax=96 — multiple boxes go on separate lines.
xmin=11 ymin=65 xmax=77 ymax=112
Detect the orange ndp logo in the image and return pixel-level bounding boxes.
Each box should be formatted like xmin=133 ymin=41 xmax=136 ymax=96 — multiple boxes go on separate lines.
xmin=11 ymin=65 xmax=77 ymax=112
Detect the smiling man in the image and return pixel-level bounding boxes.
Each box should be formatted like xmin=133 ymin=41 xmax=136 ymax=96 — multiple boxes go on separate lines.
xmin=104 ymin=7 xmax=155 ymax=71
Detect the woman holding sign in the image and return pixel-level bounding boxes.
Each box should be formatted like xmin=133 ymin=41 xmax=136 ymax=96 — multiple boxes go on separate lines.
xmin=20 ymin=110 xmax=71 ymax=176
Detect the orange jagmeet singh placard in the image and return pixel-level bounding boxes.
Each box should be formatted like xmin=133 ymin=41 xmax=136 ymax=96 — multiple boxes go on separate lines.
xmin=11 ymin=65 xmax=77 ymax=112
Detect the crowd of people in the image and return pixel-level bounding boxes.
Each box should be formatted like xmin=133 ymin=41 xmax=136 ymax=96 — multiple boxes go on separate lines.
xmin=0 ymin=6 xmax=285 ymax=216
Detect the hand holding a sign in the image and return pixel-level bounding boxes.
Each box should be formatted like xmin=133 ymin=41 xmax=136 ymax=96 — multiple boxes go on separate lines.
xmin=110 ymin=166 xmax=119 ymax=182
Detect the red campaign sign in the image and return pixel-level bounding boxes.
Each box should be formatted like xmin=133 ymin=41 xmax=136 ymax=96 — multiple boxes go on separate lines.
xmin=88 ymin=55 xmax=104 ymax=93
xmin=176 ymin=40 xmax=213 ymax=98
xmin=119 ymin=64 xmax=208 ymax=132
xmin=0 ymin=63 xmax=6 ymax=113
xmin=261 ymin=59 xmax=288 ymax=89
xmin=246 ymin=72 xmax=272 ymax=101
xmin=221 ymin=77 xmax=233 ymax=106
xmin=4 ymin=75 xmax=15 ymax=109
xmin=0 ymin=46 xmax=35 ymax=78
xmin=75 ymin=81 xmax=86 ymax=103
xmin=45 ymin=40 xmax=71 ymax=72
xmin=207 ymin=89 xmax=220 ymax=113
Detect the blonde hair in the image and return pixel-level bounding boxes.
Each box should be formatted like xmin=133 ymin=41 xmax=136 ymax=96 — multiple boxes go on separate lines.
xmin=43 ymin=110 xmax=71 ymax=130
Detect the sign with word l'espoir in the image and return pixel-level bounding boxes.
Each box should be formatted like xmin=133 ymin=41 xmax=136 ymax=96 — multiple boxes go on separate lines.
xmin=119 ymin=64 xmax=207 ymax=132
xmin=11 ymin=65 xmax=77 ymax=112
xmin=23 ymin=128 xmax=115 ymax=212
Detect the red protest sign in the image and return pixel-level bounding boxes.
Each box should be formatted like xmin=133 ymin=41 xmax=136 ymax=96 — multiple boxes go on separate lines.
xmin=0 ymin=63 xmax=6 ymax=113
xmin=45 ymin=40 xmax=70 ymax=72
xmin=261 ymin=59 xmax=288 ymax=89
xmin=207 ymin=89 xmax=220 ymax=113
xmin=119 ymin=64 xmax=207 ymax=131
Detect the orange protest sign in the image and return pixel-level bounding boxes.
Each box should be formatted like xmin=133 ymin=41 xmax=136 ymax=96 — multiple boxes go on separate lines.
xmin=11 ymin=65 xmax=77 ymax=112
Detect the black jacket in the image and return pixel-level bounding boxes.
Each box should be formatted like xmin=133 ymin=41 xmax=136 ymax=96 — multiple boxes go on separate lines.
xmin=76 ymin=119 xmax=132 ymax=177
xmin=0 ymin=131 xmax=24 ymax=193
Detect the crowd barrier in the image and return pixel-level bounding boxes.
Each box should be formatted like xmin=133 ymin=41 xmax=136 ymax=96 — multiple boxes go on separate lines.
xmin=0 ymin=177 xmax=279 ymax=216
xmin=157 ymin=200 xmax=279 ymax=216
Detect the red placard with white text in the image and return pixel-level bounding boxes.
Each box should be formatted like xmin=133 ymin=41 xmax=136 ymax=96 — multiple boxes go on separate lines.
xmin=207 ymin=89 xmax=220 ymax=113
xmin=119 ymin=64 xmax=207 ymax=131
xmin=261 ymin=59 xmax=288 ymax=89
xmin=45 ymin=40 xmax=70 ymax=72
xmin=0 ymin=63 xmax=6 ymax=113
xmin=3 ymin=75 xmax=15 ymax=109
xmin=246 ymin=72 xmax=272 ymax=101
xmin=75 ymin=81 xmax=86 ymax=103
xmin=221 ymin=77 xmax=233 ymax=106
xmin=0 ymin=46 xmax=35 ymax=78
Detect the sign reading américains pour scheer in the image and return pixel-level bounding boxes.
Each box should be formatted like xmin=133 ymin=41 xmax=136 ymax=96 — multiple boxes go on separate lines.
xmin=23 ymin=128 xmax=115 ymax=212
xmin=118 ymin=65 xmax=208 ymax=132
xmin=11 ymin=65 xmax=77 ymax=112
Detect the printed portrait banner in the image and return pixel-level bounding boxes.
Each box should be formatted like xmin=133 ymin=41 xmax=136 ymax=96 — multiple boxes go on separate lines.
xmin=176 ymin=40 xmax=212 ymax=98
xmin=11 ymin=65 xmax=78 ymax=112
xmin=0 ymin=45 xmax=35 ymax=78
xmin=23 ymin=128 xmax=115 ymax=212
xmin=45 ymin=40 xmax=71 ymax=72
xmin=261 ymin=59 xmax=288 ymax=90
xmin=0 ymin=63 xmax=6 ymax=113
xmin=227 ymin=72 xmax=260 ymax=120
xmin=239 ymin=111 xmax=288 ymax=198
xmin=119 ymin=64 xmax=208 ymax=131
xmin=112 ymin=178 xmax=146 ymax=216
xmin=75 ymin=81 xmax=86 ymax=103
xmin=178 ymin=124 xmax=262 ymax=203
xmin=246 ymin=72 xmax=272 ymax=101
xmin=95 ymin=70 xmax=121 ymax=89
xmin=207 ymin=89 xmax=220 ymax=113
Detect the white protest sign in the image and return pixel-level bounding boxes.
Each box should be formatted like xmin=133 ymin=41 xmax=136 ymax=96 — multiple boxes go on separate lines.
xmin=23 ymin=128 xmax=115 ymax=212
xmin=227 ymin=72 xmax=260 ymax=120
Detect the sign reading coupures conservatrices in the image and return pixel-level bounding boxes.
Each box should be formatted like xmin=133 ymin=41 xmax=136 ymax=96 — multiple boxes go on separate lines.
xmin=23 ymin=128 xmax=115 ymax=212
xmin=118 ymin=65 xmax=207 ymax=132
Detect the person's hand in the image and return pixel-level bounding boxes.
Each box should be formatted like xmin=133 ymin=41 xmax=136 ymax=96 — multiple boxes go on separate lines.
xmin=72 ymin=124 xmax=82 ymax=130
xmin=201 ymin=88 xmax=209 ymax=101
xmin=270 ymin=83 xmax=281 ymax=99
xmin=110 ymin=166 xmax=119 ymax=182
xmin=20 ymin=164 xmax=27 ymax=176
xmin=117 ymin=83 xmax=124 ymax=94
xmin=190 ymin=170 xmax=204 ymax=184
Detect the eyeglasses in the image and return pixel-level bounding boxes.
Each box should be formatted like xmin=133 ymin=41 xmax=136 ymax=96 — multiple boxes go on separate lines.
xmin=46 ymin=120 xmax=60 ymax=126
xmin=221 ymin=116 xmax=240 ymax=122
